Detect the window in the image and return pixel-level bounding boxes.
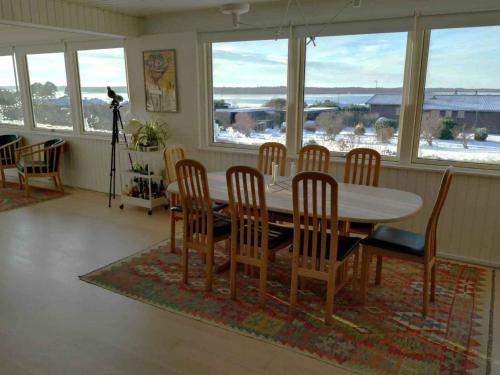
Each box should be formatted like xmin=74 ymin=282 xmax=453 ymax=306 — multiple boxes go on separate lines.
xmin=302 ymin=32 xmax=408 ymax=156
xmin=77 ymin=47 xmax=129 ymax=133
xmin=0 ymin=55 xmax=23 ymax=126
xmin=211 ymin=39 xmax=288 ymax=146
xmin=26 ymin=52 xmax=71 ymax=130
xmin=418 ymin=26 xmax=500 ymax=165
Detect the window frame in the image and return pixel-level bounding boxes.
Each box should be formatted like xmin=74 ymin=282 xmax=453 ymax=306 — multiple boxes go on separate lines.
xmin=0 ymin=50 xmax=24 ymax=128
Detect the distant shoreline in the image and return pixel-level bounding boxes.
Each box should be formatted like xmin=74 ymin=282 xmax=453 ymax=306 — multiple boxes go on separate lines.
xmin=214 ymin=87 xmax=500 ymax=95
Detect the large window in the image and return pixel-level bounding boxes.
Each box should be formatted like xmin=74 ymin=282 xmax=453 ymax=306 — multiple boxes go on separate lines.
xmin=211 ymin=39 xmax=288 ymax=146
xmin=77 ymin=47 xmax=129 ymax=133
xmin=302 ymin=32 xmax=408 ymax=156
xmin=0 ymin=55 xmax=23 ymax=126
xmin=26 ymin=52 xmax=71 ymax=130
xmin=417 ymin=26 xmax=500 ymax=165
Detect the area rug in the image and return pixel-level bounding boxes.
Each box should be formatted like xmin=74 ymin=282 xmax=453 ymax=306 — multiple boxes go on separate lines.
xmin=81 ymin=239 xmax=495 ymax=375
xmin=0 ymin=181 xmax=64 ymax=212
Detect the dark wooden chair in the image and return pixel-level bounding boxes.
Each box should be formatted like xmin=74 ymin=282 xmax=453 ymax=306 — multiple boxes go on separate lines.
xmin=0 ymin=134 xmax=22 ymax=187
xmin=290 ymin=171 xmax=360 ymax=325
xmin=298 ymin=144 xmax=330 ymax=173
xmin=360 ymin=167 xmax=454 ymax=316
xmin=16 ymin=138 xmax=65 ymax=197
xmin=175 ymin=159 xmax=231 ymax=292
xmin=226 ymin=166 xmax=293 ymax=307
xmin=258 ymin=142 xmax=287 ymax=176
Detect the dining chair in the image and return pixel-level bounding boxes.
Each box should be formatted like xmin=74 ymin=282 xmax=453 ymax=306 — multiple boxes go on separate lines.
xmin=175 ymin=159 xmax=231 ymax=292
xmin=360 ymin=166 xmax=454 ymax=316
xmin=342 ymin=148 xmax=382 ymax=236
xmin=226 ymin=166 xmax=293 ymax=307
xmin=164 ymin=144 xmax=186 ymax=253
xmin=290 ymin=172 xmax=360 ymax=325
xmin=258 ymin=142 xmax=287 ymax=176
xmin=0 ymin=134 xmax=22 ymax=187
xmin=298 ymin=144 xmax=330 ymax=173
xmin=16 ymin=138 xmax=65 ymax=197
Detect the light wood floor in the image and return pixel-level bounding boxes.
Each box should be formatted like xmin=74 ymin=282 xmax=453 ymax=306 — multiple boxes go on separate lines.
xmin=0 ymin=185 xmax=498 ymax=374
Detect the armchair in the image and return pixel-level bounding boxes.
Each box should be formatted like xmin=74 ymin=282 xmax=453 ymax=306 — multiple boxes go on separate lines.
xmin=0 ymin=134 xmax=22 ymax=187
xmin=16 ymin=138 xmax=66 ymax=197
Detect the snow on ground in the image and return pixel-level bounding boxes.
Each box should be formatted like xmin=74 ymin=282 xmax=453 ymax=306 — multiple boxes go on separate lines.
xmin=215 ymin=126 xmax=500 ymax=164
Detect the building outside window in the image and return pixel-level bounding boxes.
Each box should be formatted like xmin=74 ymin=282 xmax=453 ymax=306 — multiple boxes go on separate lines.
xmin=77 ymin=47 xmax=129 ymax=133
xmin=26 ymin=52 xmax=72 ymax=130
xmin=417 ymin=26 xmax=500 ymax=165
xmin=211 ymin=39 xmax=288 ymax=146
xmin=0 ymin=55 xmax=23 ymax=126
xmin=302 ymin=32 xmax=408 ymax=156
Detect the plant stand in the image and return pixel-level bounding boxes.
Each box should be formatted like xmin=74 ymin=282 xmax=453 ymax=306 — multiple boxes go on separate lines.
xmin=118 ymin=144 xmax=167 ymax=215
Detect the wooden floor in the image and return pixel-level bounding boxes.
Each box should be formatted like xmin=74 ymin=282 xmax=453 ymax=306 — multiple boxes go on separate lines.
xmin=0 ymin=184 xmax=499 ymax=374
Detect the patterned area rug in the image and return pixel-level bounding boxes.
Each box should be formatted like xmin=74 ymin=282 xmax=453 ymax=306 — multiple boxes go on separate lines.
xmin=81 ymin=239 xmax=495 ymax=375
xmin=0 ymin=181 xmax=64 ymax=212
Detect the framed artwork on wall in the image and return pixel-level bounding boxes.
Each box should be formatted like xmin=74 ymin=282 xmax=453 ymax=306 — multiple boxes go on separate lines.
xmin=143 ymin=49 xmax=178 ymax=112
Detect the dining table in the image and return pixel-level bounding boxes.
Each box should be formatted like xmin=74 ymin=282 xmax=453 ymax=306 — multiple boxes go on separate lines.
xmin=167 ymin=171 xmax=423 ymax=287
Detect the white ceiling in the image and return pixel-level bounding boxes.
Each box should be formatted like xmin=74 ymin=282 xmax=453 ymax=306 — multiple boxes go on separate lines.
xmin=65 ymin=0 xmax=279 ymax=16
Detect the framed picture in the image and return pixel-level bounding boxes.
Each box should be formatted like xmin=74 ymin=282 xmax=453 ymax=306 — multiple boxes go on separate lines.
xmin=143 ymin=49 xmax=178 ymax=112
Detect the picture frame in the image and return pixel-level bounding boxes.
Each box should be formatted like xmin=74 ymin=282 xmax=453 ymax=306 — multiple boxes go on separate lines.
xmin=143 ymin=49 xmax=178 ymax=113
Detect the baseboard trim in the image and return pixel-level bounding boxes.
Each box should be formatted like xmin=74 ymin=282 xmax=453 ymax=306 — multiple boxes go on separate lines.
xmin=439 ymin=251 xmax=500 ymax=270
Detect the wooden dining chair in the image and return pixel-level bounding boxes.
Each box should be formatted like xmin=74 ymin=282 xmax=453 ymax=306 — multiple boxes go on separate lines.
xmin=226 ymin=166 xmax=293 ymax=307
xmin=258 ymin=142 xmax=287 ymax=176
xmin=175 ymin=159 xmax=231 ymax=292
xmin=0 ymin=134 xmax=22 ymax=188
xmin=164 ymin=144 xmax=186 ymax=253
xmin=360 ymin=167 xmax=454 ymax=316
xmin=16 ymin=138 xmax=65 ymax=197
xmin=290 ymin=172 xmax=360 ymax=325
xmin=342 ymin=148 xmax=382 ymax=236
xmin=298 ymin=144 xmax=330 ymax=173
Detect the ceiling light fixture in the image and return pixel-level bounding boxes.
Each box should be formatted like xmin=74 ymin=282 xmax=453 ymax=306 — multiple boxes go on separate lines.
xmin=220 ymin=3 xmax=250 ymax=28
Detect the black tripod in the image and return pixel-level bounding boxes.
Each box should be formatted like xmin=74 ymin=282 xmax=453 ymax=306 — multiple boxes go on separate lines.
xmin=108 ymin=95 xmax=132 ymax=208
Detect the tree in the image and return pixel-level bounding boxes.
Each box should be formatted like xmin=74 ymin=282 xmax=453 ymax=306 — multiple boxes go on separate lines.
xmin=214 ymin=99 xmax=230 ymax=109
xmin=420 ymin=111 xmax=442 ymax=146
xmin=438 ymin=117 xmax=458 ymax=140
xmin=374 ymin=117 xmax=398 ymax=143
xmin=264 ymin=98 xmax=287 ymax=110
xmin=31 ymin=81 xmax=57 ymax=99
xmin=311 ymin=99 xmax=338 ymax=108
xmin=233 ymin=112 xmax=255 ymax=137
xmin=315 ymin=112 xmax=345 ymax=141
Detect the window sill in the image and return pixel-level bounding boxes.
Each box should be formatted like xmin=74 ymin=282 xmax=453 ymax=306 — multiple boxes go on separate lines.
xmin=197 ymin=145 xmax=500 ymax=179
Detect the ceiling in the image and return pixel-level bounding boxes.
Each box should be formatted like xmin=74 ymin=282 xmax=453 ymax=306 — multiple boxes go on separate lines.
xmin=65 ymin=0 xmax=279 ymax=16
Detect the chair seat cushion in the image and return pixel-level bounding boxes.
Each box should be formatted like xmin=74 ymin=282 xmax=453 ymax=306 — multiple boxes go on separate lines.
xmin=296 ymin=230 xmax=360 ymax=261
xmin=361 ymin=225 xmax=425 ymax=257
xmin=239 ymin=223 xmax=294 ymax=250
xmin=348 ymin=221 xmax=374 ymax=234
xmin=170 ymin=203 xmax=227 ymax=214
xmin=16 ymin=161 xmax=48 ymax=174
xmin=212 ymin=213 xmax=232 ymax=238
xmin=0 ymin=158 xmax=15 ymax=166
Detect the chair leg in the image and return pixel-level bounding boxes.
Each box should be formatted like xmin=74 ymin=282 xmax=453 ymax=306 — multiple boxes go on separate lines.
xmin=423 ymin=265 xmax=430 ymax=317
xmin=258 ymin=263 xmax=267 ymax=307
xmin=205 ymin=244 xmax=214 ymax=292
xmin=182 ymin=243 xmax=189 ymax=285
xmin=290 ymin=266 xmax=299 ymax=315
xmin=430 ymin=263 xmax=436 ymax=303
xmin=352 ymin=251 xmax=359 ymax=294
xmin=1 ymin=169 xmax=5 ymax=188
xmin=375 ymin=256 xmax=383 ymax=285
xmin=170 ymin=215 xmax=176 ymax=253
xmin=52 ymin=176 xmax=58 ymax=188
xmin=325 ymin=270 xmax=336 ymax=326
xmin=18 ymin=174 xmax=23 ymax=189
xmin=360 ymin=250 xmax=370 ymax=304
xmin=24 ymin=177 xmax=30 ymax=197
xmin=56 ymin=174 xmax=64 ymax=193
xmin=229 ymin=252 xmax=237 ymax=301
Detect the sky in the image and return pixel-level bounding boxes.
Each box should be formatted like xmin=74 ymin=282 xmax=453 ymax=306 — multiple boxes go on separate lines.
xmin=0 ymin=48 xmax=127 ymax=90
xmin=212 ymin=25 xmax=500 ymax=89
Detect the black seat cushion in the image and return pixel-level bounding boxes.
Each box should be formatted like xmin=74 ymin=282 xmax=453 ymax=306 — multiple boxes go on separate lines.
xmin=170 ymin=203 xmax=227 ymax=213
xmin=238 ymin=223 xmax=293 ymax=250
xmin=0 ymin=134 xmax=18 ymax=146
xmin=361 ymin=225 xmax=425 ymax=257
xmin=295 ymin=230 xmax=360 ymax=261
xmin=348 ymin=221 xmax=374 ymax=234
xmin=16 ymin=161 xmax=48 ymax=174
xmin=189 ymin=212 xmax=231 ymax=238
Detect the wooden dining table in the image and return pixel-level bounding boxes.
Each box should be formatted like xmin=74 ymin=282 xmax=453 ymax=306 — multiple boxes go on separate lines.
xmin=167 ymin=171 xmax=423 ymax=224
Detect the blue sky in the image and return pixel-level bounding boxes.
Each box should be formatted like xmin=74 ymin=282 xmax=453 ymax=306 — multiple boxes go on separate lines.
xmin=213 ymin=25 xmax=500 ymax=89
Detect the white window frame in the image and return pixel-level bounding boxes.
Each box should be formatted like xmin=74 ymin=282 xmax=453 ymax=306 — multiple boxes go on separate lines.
xmin=0 ymin=48 xmax=24 ymax=129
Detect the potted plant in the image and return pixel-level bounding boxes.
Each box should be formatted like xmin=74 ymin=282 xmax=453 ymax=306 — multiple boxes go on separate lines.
xmin=126 ymin=118 xmax=169 ymax=151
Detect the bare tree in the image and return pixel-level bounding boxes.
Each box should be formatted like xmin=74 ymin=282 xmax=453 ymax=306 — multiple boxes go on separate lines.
xmin=233 ymin=112 xmax=256 ymax=137
xmin=315 ymin=111 xmax=345 ymax=142
xmin=420 ymin=110 xmax=443 ymax=146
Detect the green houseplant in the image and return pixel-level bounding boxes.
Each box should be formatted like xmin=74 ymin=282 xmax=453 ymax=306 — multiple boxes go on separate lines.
xmin=127 ymin=118 xmax=169 ymax=151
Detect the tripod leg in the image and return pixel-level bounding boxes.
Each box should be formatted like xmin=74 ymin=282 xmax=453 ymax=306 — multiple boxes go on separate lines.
xmin=117 ymin=109 xmax=133 ymax=167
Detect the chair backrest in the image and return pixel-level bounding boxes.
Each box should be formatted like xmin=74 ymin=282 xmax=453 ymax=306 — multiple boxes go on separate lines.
xmin=164 ymin=144 xmax=186 ymax=183
xmin=44 ymin=138 xmax=65 ymax=173
xmin=175 ymin=159 xmax=213 ymax=244
xmin=292 ymin=171 xmax=339 ymax=273
xmin=258 ymin=142 xmax=287 ymax=176
xmin=298 ymin=144 xmax=330 ymax=173
xmin=0 ymin=134 xmax=22 ymax=166
xmin=226 ymin=166 xmax=269 ymax=262
xmin=425 ymin=167 xmax=454 ymax=258
xmin=344 ymin=148 xmax=381 ymax=186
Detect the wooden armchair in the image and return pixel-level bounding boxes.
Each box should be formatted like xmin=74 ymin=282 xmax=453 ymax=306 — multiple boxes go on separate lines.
xmin=298 ymin=144 xmax=330 ymax=173
xmin=0 ymin=134 xmax=22 ymax=187
xmin=258 ymin=142 xmax=287 ymax=176
xmin=16 ymin=138 xmax=65 ymax=197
